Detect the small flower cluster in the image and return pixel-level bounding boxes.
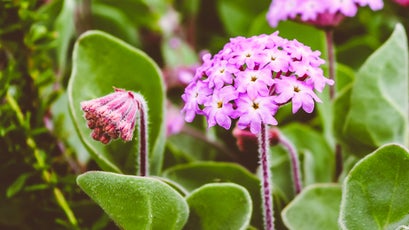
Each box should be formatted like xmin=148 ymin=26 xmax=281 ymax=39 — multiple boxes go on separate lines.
xmin=181 ymin=32 xmax=333 ymax=134
xmin=81 ymin=88 xmax=140 ymax=144
xmin=267 ymin=0 xmax=384 ymax=28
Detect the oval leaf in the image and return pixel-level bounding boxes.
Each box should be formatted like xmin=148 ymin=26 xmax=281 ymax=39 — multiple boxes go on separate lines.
xmin=185 ymin=183 xmax=252 ymax=230
xmin=342 ymin=24 xmax=408 ymax=152
xmin=282 ymin=184 xmax=342 ymax=230
xmin=162 ymin=162 xmax=262 ymax=228
xmin=68 ymin=30 xmax=166 ymax=174
xmin=77 ymin=171 xmax=189 ymax=229
xmin=340 ymin=144 xmax=409 ymax=230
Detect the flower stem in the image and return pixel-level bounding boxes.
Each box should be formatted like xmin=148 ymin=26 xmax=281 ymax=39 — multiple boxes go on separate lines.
xmin=258 ymin=123 xmax=274 ymax=230
xmin=325 ymin=29 xmax=335 ymax=100
xmin=278 ymin=134 xmax=302 ymax=194
xmin=136 ymin=95 xmax=149 ymax=176
xmin=325 ymin=30 xmax=344 ymax=182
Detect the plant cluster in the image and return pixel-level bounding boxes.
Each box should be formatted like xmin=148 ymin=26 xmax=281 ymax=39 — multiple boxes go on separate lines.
xmin=1 ymin=0 xmax=409 ymax=229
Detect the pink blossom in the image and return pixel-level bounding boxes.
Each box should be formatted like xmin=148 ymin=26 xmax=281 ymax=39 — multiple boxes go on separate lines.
xmin=235 ymin=95 xmax=278 ymax=134
xmin=394 ymin=0 xmax=409 ymax=6
xmin=274 ymin=76 xmax=322 ymax=113
xmin=166 ymin=101 xmax=185 ymax=136
xmin=235 ymin=68 xmax=274 ymax=98
xmin=181 ymin=32 xmax=332 ymax=134
xmin=203 ymin=86 xmax=238 ymax=129
xmin=267 ymin=0 xmax=384 ymax=28
xmin=81 ymin=88 xmax=140 ymax=144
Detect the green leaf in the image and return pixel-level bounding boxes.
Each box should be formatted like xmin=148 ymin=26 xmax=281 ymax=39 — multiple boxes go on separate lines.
xmin=249 ymin=19 xmax=326 ymax=55
xmin=77 ymin=171 xmax=189 ymax=230
xmin=68 ymin=30 xmax=166 ymax=174
xmin=91 ymin=4 xmax=141 ymax=47
xmin=52 ymin=92 xmax=90 ymax=164
xmin=282 ymin=184 xmax=342 ymax=230
xmin=341 ymin=24 xmax=408 ymax=154
xmin=165 ymin=132 xmax=221 ymax=164
xmin=162 ymin=162 xmax=262 ymax=229
xmin=339 ymin=144 xmax=409 ymax=230
xmin=54 ymin=0 xmax=76 ymax=73
xmin=93 ymin=0 xmax=168 ymax=32
xmin=216 ymin=0 xmax=270 ymax=36
xmin=319 ymin=63 xmax=355 ymax=148
xmin=161 ymin=37 xmax=198 ymax=68
xmin=280 ymin=124 xmax=334 ymax=185
xmin=269 ymin=144 xmax=294 ymax=201
xmin=6 ymin=174 xmax=30 ymax=198
xmin=185 ymin=183 xmax=252 ymax=230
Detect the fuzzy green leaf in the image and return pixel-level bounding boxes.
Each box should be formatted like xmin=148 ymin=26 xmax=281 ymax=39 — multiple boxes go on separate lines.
xmin=185 ymin=183 xmax=252 ymax=230
xmin=340 ymin=144 xmax=409 ymax=230
xmin=341 ymin=24 xmax=409 ymax=155
xmin=68 ymin=30 xmax=166 ymax=174
xmin=77 ymin=171 xmax=189 ymax=230
xmin=282 ymin=184 xmax=342 ymax=230
xmin=217 ymin=0 xmax=270 ymax=36
xmin=162 ymin=162 xmax=262 ymax=229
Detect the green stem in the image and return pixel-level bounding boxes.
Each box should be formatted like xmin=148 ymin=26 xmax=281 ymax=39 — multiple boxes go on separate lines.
xmin=325 ymin=29 xmax=336 ymax=100
xmin=325 ymin=29 xmax=344 ymax=181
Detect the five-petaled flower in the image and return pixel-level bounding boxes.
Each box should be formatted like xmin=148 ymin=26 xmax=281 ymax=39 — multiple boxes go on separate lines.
xmin=81 ymin=88 xmax=140 ymax=144
xmin=181 ymin=32 xmax=333 ymax=134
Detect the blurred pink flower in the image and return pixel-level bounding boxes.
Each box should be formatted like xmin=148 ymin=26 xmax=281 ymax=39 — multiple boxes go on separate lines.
xmin=394 ymin=0 xmax=409 ymax=6
xmin=166 ymin=101 xmax=185 ymax=136
xmin=267 ymin=0 xmax=384 ymax=28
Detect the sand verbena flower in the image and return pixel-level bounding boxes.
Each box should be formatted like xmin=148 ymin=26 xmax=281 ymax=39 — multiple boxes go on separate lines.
xmin=181 ymin=32 xmax=333 ymax=230
xmin=81 ymin=87 xmax=142 ymax=144
xmin=81 ymin=87 xmax=149 ymax=176
xmin=181 ymin=32 xmax=333 ymax=134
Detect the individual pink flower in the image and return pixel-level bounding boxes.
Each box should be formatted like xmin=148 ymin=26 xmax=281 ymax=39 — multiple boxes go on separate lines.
xmin=203 ymin=86 xmax=238 ymax=129
xmin=81 ymin=88 xmax=140 ymax=144
xmin=181 ymin=81 xmax=212 ymax=122
xmin=205 ymin=60 xmax=235 ymax=89
xmin=235 ymin=95 xmax=278 ymax=134
xmin=274 ymin=76 xmax=322 ymax=113
xmin=235 ymin=68 xmax=274 ymax=98
xmin=267 ymin=0 xmax=384 ymax=28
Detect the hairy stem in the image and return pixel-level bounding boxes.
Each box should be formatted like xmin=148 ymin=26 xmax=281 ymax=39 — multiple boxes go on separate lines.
xmin=258 ymin=123 xmax=274 ymax=230
xmin=278 ymin=134 xmax=302 ymax=194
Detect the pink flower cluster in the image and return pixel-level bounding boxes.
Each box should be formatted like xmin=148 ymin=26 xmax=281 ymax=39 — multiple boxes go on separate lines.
xmin=267 ymin=0 xmax=384 ymax=28
xmin=181 ymin=32 xmax=333 ymax=134
xmin=81 ymin=88 xmax=140 ymax=144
